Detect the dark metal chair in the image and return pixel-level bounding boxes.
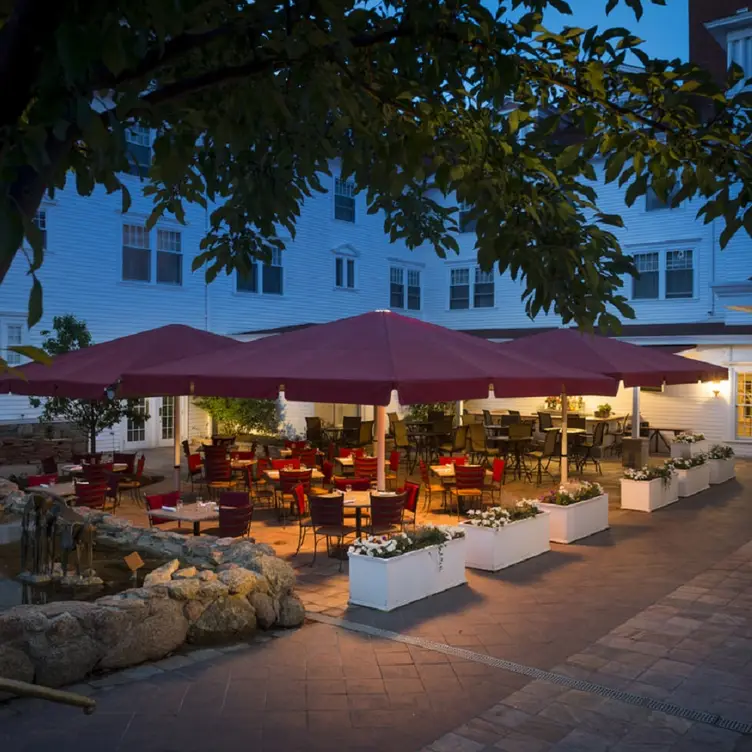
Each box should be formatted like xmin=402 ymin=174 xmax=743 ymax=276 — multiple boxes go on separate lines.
xmin=342 ymin=416 xmax=362 ymax=447
xmin=308 ymin=493 xmax=356 ymax=570
xmin=526 ymin=429 xmax=560 ymax=484
xmin=369 ymin=491 xmax=407 ymax=536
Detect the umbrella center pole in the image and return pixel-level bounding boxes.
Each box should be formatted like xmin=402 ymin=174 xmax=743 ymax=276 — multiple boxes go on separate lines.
xmin=173 ymin=397 xmax=182 ymax=492
xmin=560 ymin=387 xmax=568 ymax=484
xmin=375 ymin=406 xmax=386 ymax=491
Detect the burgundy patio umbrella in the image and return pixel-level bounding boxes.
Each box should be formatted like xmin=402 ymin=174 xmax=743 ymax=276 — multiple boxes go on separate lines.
xmin=120 ymin=311 xmax=618 ymax=488
xmin=496 ymin=329 xmax=727 ymax=388
xmin=497 ymin=329 xmax=728 ymax=478
xmin=0 ymin=324 xmax=238 ymax=490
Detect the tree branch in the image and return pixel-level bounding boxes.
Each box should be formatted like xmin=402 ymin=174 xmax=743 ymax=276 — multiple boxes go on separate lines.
xmin=0 ymin=0 xmax=69 ymax=130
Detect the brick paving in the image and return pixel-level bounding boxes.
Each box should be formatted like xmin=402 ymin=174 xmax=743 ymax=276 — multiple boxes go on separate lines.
xmin=1 ymin=456 xmax=752 ymax=750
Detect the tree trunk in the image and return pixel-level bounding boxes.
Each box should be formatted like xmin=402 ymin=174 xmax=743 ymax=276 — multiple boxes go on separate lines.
xmin=89 ymin=425 xmax=97 ymax=454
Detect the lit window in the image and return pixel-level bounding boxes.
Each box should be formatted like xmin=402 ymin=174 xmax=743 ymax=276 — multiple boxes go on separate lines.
xmin=125 ymin=126 xmax=152 ymax=176
xmin=474 ymin=268 xmax=495 ymax=308
xmin=4 ymin=323 xmax=23 ymax=366
xmin=459 ymin=202 xmax=477 ymax=233
xmin=335 ymin=257 xmax=356 ymax=289
xmin=122 ymin=224 xmax=150 ymax=282
xmin=156 ymin=230 xmax=182 ymax=286
xmin=632 ymin=252 xmax=659 ymax=300
xmin=450 ymin=268 xmax=471 ymax=310
xmin=262 ymin=248 xmax=283 ymax=295
xmin=665 ymin=249 xmax=693 ymax=299
xmin=334 ymin=178 xmax=355 ymax=222
xmin=127 ymin=398 xmax=147 ymax=443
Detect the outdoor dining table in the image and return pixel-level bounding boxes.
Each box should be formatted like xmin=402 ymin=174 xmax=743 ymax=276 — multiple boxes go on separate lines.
xmin=60 ymin=462 xmax=128 ymax=475
xmin=488 ymin=436 xmax=533 ymax=479
xmin=263 ymin=468 xmax=325 ymax=481
xmin=147 ymin=502 xmax=219 ymax=536
xmin=544 ymin=427 xmax=586 ymax=435
xmin=27 ymin=482 xmax=76 ymax=498
xmin=343 ymin=490 xmax=372 ymax=538
xmin=430 ymin=464 xmax=492 ymax=480
xmin=230 ymin=459 xmax=256 ymax=469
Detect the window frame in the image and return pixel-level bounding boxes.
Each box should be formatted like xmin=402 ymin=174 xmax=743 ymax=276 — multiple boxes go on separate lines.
xmin=629 ymin=247 xmax=696 ymax=302
xmin=334 ymin=256 xmax=357 ymax=290
xmin=124 ymin=126 xmax=153 ymax=177
xmin=235 ymin=248 xmax=286 ymax=296
xmin=334 ymin=178 xmax=356 ymax=223
xmin=448 ymin=264 xmax=495 ymax=310
xmin=389 ymin=265 xmax=422 ymax=311
xmin=121 ymin=223 xmax=184 ymax=287
xmin=458 ymin=202 xmax=477 ymax=233
xmin=2 ymin=320 xmax=25 ymax=367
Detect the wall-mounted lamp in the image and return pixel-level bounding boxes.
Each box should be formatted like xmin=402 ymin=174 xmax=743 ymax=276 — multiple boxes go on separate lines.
xmin=712 ymin=379 xmax=721 ymax=399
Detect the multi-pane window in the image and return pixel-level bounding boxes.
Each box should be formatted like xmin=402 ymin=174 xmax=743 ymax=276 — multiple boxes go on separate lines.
xmin=407 ymin=269 xmax=421 ymax=310
xmin=237 ymin=263 xmax=258 ymax=293
xmin=632 ymin=252 xmax=659 ymax=300
xmin=390 ymin=267 xmax=421 ymax=310
xmin=125 ymin=126 xmax=152 ymax=176
xmin=474 ymin=268 xmax=495 ymax=308
xmin=127 ymin=398 xmax=147 ymax=443
xmin=335 ymin=257 xmax=356 ymax=289
xmin=156 ymin=230 xmax=182 ymax=286
xmin=645 ymin=185 xmax=680 ymax=211
xmin=122 ymin=225 xmax=151 ymax=282
xmin=450 ymin=266 xmax=494 ymax=309
xmin=33 ymin=211 xmax=47 ymax=251
xmin=631 ymin=249 xmax=693 ymax=301
xmin=334 ymin=178 xmax=355 ymax=222
xmin=157 ymin=230 xmax=183 ymax=285
xmin=4 ymin=323 xmax=23 ymax=366
xmin=262 ymin=248 xmax=283 ymax=295
xmin=450 ymin=268 xmax=471 ymax=310
xmin=737 ymin=373 xmax=752 ymax=439
xmin=665 ymin=250 xmax=693 ymax=299
xmin=459 ymin=202 xmax=477 ymax=233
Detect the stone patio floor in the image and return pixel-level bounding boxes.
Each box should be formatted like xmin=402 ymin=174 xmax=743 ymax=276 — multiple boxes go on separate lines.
xmin=1 ymin=453 xmax=752 ymax=750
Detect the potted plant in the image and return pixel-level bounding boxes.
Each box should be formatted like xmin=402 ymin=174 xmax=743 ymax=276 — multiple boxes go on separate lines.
xmin=535 ymin=481 xmax=609 ymax=544
xmin=461 ymin=502 xmax=550 ymax=571
xmin=670 ymin=433 xmax=708 ymax=459
xmin=594 ymin=403 xmax=612 ymax=418
xmin=707 ymin=444 xmax=736 ymax=485
xmin=544 ymin=396 xmax=560 ymax=411
xmin=620 ymin=465 xmax=678 ymax=512
xmin=667 ymin=455 xmax=710 ymax=497
xmin=348 ymin=526 xmax=466 ymax=611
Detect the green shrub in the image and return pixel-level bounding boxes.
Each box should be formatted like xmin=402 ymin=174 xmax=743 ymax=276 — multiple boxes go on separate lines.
xmin=193 ymin=397 xmax=278 ymax=435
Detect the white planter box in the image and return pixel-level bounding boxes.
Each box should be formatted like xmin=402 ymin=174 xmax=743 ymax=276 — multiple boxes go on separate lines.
xmin=664 ymin=475 xmax=679 ymax=505
xmin=536 ymin=494 xmax=609 ymax=544
xmin=676 ymin=464 xmax=710 ymax=497
xmin=620 ymin=478 xmax=678 ymax=512
xmin=348 ymin=536 xmax=466 ymax=611
xmin=709 ymin=458 xmax=736 ymax=485
xmin=670 ymin=440 xmax=708 ymax=459
xmin=460 ymin=513 xmax=550 ymax=571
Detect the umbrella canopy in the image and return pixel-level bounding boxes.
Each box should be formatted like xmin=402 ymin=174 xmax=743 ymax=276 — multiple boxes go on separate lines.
xmin=496 ymin=329 xmax=728 ymax=388
xmin=119 ymin=311 xmax=618 ymax=404
xmin=0 ymin=324 xmax=237 ymax=399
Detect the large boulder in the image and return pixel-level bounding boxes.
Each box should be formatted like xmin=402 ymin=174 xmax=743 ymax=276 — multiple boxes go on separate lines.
xmin=187 ymin=595 xmax=257 ymax=643
xmin=218 ymin=568 xmax=262 ymax=596
xmin=0 ymin=645 xmax=34 ymax=682
xmin=249 ymin=592 xmax=276 ymax=630
xmin=173 ymin=567 xmax=198 ymax=579
xmin=165 ymin=578 xmax=201 ymax=601
xmin=100 ymin=597 xmax=187 ymax=670
xmin=277 ymin=595 xmax=306 ymax=628
xmin=32 ymin=635 xmax=102 ymax=688
xmin=0 ymin=606 xmax=48 ymax=643
xmin=248 ymin=555 xmax=294 ymax=597
xmin=143 ymin=559 xmax=180 ymax=587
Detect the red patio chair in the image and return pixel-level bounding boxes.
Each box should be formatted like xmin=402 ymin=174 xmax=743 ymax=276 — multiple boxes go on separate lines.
xmin=230 ymin=451 xmax=255 ymax=461
xmin=218 ymin=494 xmax=254 ymax=538
xmin=489 ymin=458 xmax=506 ymax=503
xmin=299 ymin=449 xmax=317 ymax=468
xmin=113 ymin=452 xmax=136 ymax=473
xmin=144 ymin=491 xmax=180 ymax=527
xmin=248 ymin=459 xmax=274 ymax=507
xmin=279 ymin=469 xmax=313 ymax=522
xmin=219 ymin=491 xmax=252 ymax=507
xmin=118 ymin=454 xmax=146 ymax=501
xmin=27 ymin=473 xmax=58 ymax=488
xmin=419 ymin=460 xmax=446 ymax=511
xmin=448 ymin=464 xmax=486 ymax=517
xmin=187 ymin=452 xmax=204 ymax=489
xmin=333 ymin=476 xmax=371 ymax=491
xmin=272 ymin=457 xmax=301 ymax=470
xmin=353 ymin=456 xmax=378 ymax=480
xmin=400 ymin=481 xmax=421 ymax=527
xmin=74 ymin=481 xmax=107 ymax=509
xmin=439 ymin=455 xmax=466 ymax=466
xmin=385 ymin=450 xmax=401 ymax=489
xmin=83 ymin=462 xmax=113 ymax=487
xmin=293 ymin=483 xmax=312 ymax=554
xmin=309 ymin=460 xmax=334 ymax=497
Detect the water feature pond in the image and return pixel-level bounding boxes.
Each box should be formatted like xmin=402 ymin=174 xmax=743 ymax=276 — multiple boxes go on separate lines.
xmin=0 ymin=512 xmax=164 ymax=609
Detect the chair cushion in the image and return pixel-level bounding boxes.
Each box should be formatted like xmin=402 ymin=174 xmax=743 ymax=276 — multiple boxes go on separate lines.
xmin=314 ymin=525 xmax=357 ymax=537
xmin=449 ymin=488 xmax=483 ymax=496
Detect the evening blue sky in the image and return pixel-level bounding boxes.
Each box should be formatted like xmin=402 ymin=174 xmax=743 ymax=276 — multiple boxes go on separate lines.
xmin=531 ymin=0 xmax=689 ymax=61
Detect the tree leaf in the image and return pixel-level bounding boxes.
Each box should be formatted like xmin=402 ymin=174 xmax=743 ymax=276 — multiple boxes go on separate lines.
xmin=28 ymin=278 xmax=43 ymax=328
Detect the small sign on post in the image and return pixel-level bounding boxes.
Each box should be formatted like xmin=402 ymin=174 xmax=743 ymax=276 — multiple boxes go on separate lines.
xmin=124 ymin=552 xmax=144 ymax=584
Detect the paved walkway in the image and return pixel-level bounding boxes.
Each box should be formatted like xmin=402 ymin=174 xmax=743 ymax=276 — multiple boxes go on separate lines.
xmin=2 ymin=462 xmax=752 ymax=751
